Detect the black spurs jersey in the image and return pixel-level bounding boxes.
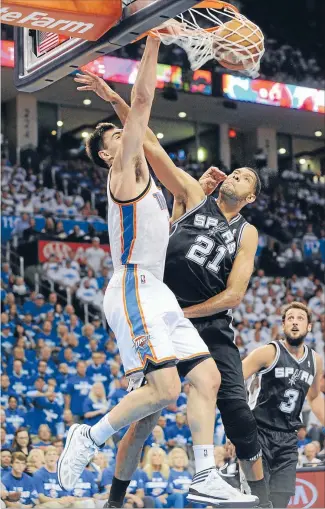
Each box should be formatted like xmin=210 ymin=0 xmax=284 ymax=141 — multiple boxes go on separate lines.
xmin=164 ymin=196 xmax=249 ymax=311
xmin=248 ymin=341 xmax=317 ymax=432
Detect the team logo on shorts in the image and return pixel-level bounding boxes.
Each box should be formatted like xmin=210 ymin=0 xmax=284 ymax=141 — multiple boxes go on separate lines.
xmin=140 ymin=274 xmax=146 ymax=284
xmin=134 ymin=334 xmax=150 ymax=350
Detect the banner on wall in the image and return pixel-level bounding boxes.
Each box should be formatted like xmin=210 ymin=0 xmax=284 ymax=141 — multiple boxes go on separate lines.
xmin=288 ymin=468 xmax=325 ymax=509
xmin=0 ymin=40 xmax=212 ymax=95
xmin=38 ymin=240 xmax=110 ymax=262
xmin=222 ymin=74 xmax=325 ymax=114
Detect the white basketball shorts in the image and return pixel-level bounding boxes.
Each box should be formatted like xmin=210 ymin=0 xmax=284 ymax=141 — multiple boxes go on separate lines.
xmin=103 ymin=265 xmax=210 ymax=379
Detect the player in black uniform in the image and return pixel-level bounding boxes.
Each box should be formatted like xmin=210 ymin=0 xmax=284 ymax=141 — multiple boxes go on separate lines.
xmin=76 ymin=71 xmax=270 ymax=508
xmin=243 ymin=302 xmax=324 ymax=508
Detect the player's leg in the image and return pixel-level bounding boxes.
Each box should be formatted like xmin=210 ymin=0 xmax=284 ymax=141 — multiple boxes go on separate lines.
xmin=58 ymin=365 xmax=181 ymax=491
xmin=269 ymin=493 xmax=291 ymax=508
xmin=268 ymin=431 xmax=298 ymax=508
xmin=198 ymin=317 xmax=270 ymax=507
xmin=107 ymin=411 xmax=161 ymax=508
xmin=58 ymin=270 xmax=183 ymax=492
xmin=174 ymin=320 xmax=259 ymax=507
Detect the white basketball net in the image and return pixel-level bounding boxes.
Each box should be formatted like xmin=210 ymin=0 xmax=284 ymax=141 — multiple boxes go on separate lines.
xmin=153 ymin=5 xmax=265 ymax=78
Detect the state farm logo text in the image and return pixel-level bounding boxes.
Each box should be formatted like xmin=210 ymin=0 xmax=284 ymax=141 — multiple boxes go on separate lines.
xmin=0 ymin=7 xmax=94 ymax=35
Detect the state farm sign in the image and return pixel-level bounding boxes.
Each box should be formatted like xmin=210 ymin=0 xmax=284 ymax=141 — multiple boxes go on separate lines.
xmin=0 ymin=1 xmax=122 ymax=41
xmin=288 ymin=470 xmax=325 ymax=509
xmin=38 ymin=240 xmax=110 ymax=263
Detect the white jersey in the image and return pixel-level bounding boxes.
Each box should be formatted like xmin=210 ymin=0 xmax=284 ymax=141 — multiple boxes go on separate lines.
xmin=107 ymin=176 xmax=170 ymax=280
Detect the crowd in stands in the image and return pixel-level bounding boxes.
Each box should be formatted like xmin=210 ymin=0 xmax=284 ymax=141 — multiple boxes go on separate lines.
xmin=1 ymin=251 xmax=324 ymax=507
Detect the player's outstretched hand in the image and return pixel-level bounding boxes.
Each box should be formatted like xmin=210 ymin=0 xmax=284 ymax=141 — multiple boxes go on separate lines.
xmin=199 ymin=166 xmax=227 ymax=195
xmin=74 ymin=69 xmax=115 ymax=102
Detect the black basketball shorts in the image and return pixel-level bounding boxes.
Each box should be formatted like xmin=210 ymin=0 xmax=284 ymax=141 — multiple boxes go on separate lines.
xmin=192 ymin=314 xmax=247 ymax=402
xmin=258 ymin=426 xmax=298 ymax=496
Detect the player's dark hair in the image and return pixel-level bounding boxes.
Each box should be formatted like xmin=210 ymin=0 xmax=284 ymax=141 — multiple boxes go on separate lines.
xmin=281 ymin=301 xmax=312 ymax=324
xmin=86 ymin=122 xmax=117 ymax=169
xmin=244 ymin=167 xmax=262 ymax=196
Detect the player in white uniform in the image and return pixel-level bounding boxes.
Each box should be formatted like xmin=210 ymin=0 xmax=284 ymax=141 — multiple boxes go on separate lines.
xmin=58 ymin=32 xmax=258 ymax=507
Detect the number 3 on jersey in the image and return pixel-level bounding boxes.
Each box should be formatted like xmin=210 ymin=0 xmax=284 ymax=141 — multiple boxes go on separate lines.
xmin=186 ymin=235 xmax=226 ymax=275
xmin=279 ymin=389 xmax=299 ymax=413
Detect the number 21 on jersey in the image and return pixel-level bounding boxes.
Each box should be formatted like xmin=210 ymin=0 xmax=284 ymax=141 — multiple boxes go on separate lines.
xmin=186 ymin=235 xmax=227 ymax=275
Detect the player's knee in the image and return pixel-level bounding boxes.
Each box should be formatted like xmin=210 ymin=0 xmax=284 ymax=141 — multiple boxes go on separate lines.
xmin=148 ymin=366 xmax=181 ymax=406
xmin=158 ymin=377 xmax=181 ymax=406
xmin=130 ymin=413 xmax=160 ymax=441
xmin=218 ymin=399 xmax=261 ymax=461
xmin=188 ymin=358 xmax=220 ymax=399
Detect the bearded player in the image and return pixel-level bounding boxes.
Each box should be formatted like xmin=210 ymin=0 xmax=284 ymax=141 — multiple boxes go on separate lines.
xmin=243 ymin=302 xmax=324 ymax=508
xmin=75 ymin=69 xmax=270 ymax=507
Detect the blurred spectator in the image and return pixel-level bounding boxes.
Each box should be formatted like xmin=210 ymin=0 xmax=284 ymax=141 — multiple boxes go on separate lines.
xmin=26 ymin=448 xmax=45 ymax=476
xmin=1 ymin=452 xmax=38 ymax=506
xmin=143 ymin=447 xmax=184 ymax=508
xmin=33 ymin=424 xmax=53 ymax=449
xmin=11 ymin=428 xmax=33 ymax=457
xmin=85 ymin=237 xmax=106 ymax=275
xmin=83 ymin=382 xmax=110 ymax=426
xmin=0 ymin=449 xmax=12 ymax=473
xmin=300 ymin=443 xmax=322 ymax=466
xmin=165 ymin=413 xmax=192 ymax=448
xmin=33 ymin=446 xmax=69 ymax=504
xmin=64 ymin=361 xmax=92 ymax=418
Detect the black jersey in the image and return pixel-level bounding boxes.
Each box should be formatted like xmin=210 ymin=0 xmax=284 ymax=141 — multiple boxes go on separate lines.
xmin=248 ymin=341 xmax=317 ymax=432
xmin=164 ymin=196 xmax=249 ymax=311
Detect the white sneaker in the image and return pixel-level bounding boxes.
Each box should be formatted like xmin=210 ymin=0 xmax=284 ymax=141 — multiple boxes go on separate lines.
xmin=58 ymin=424 xmax=98 ymax=490
xmin=187 ymin=468 xmax=259 ymax=507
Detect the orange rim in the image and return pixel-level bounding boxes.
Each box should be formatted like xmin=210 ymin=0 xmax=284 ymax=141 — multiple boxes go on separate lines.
xmin=131 ymin=0 xmax=239 ymax=43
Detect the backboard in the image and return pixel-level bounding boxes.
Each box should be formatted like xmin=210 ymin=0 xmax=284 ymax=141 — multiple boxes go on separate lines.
xmin=13 ymin=0 xmax=199 ymax=92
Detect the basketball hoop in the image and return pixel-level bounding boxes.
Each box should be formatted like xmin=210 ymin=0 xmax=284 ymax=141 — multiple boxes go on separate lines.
xmin=148 ymin=0 xmax=265 ymax=77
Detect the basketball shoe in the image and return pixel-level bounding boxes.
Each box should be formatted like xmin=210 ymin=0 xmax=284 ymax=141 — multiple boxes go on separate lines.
xmin=187 ymin=467 xmax=259 ymax=507
xmin=58 ymin=424 xmax=98 ymax=490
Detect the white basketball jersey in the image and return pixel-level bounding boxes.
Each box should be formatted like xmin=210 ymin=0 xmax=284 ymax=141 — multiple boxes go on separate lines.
xmin=107 ymin=177 xmax=170 ymax=281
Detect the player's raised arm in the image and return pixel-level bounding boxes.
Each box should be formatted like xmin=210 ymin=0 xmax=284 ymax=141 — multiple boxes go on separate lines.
xmin=183 ymin=224 xmax=258 ymax=319
xmin=242 ymin=344 xmax=277 ymax=380
xmin=75 ymin=71 xmax=222 ymax=207
xmin=114 ymin=37 xmax=160 ymax=174
xmin=307 ymin=353 xmax=325 ymax=425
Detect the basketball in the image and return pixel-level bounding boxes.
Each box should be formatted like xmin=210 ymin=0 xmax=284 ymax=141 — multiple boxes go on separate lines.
xmin=212 ymin=18 xmax=264 ymax=71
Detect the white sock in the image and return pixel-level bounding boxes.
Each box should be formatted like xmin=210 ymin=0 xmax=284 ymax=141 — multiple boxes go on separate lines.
xmin=193 ymin=445 xmax=215 ymax=473
xmin=90 ymin=416 xmax=117 ymax=446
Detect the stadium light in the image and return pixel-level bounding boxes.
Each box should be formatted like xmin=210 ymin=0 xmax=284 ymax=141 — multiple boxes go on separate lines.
xmin=315 ymin=130 xmax=322 ymax=137
xmin=197 ymin=147 xmax=208 ymax=162
xmin=57 ymin=120 xmax=64 ymax=127
xmin=83 ymin=99 xmax=92 ymax=106
xmin=157 ymin=133 xmax=164 ymax=139
xmin=178 ymin=112 xmax=187 ymax=118
xmin=278 ymin=148 xmax=286 ymax=155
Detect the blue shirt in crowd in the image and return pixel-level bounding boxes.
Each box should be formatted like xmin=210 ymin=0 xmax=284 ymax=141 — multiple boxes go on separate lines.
xmin=165 ymin=424 xmax=192 ymax=446
xmin=83 ymin=397 xmax=108 ymax=426
xmin=70 ymin=469 xmax=98 ymax=498
xmin=2 ymin=471 xmax=38 ymax=506
xmin=34 ymin=467 xmax=67 ymax=499
xmin=86 ymin=364 xmax=111 ymax=392
xmin=65 ymin=375 xmax=92 ymax=416
xmin=168 ymin=469 xmax=192 ymax=493
xmin=144 ymin=471 xmax=168 ymax=497
xmin=5 ymin=407 xmax=26 ymax=430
